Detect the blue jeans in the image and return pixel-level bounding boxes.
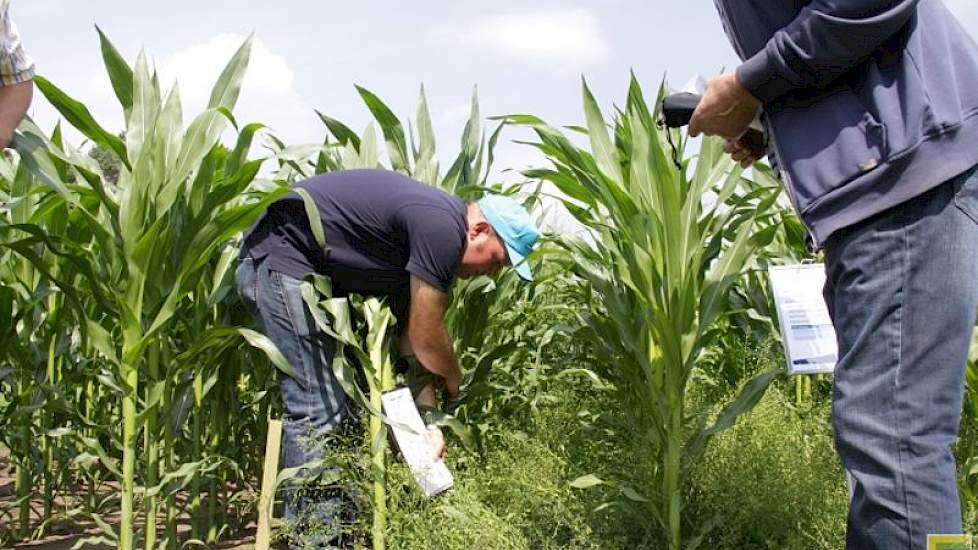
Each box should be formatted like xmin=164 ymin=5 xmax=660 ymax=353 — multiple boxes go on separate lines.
xmin=824 ymin=165 xmax=978 ymax=550
xmin=235 ymin=256 xmax=352 ymax=548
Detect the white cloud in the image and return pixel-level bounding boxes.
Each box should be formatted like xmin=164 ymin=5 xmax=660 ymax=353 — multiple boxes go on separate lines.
xmin=156 ymin=33 xmax=320 ymax=144
xmin=460 ymin=10 xmax=611 ymax=73
xmin=437 ymin=103 xmax=474 ymax=127
xmin=46 ymin=32 xmax=320 ymax=149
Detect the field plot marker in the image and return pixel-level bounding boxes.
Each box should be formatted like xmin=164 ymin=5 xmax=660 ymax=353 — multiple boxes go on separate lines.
xmin=256 ymin=419 xmax=283 ymax=550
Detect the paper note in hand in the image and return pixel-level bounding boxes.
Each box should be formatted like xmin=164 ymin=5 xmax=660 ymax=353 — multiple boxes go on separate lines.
xmin=381 ymin=387 xmax=454 ymax=497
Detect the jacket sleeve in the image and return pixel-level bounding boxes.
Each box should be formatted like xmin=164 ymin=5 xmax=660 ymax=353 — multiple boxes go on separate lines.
xmin=736 ymin=0 xmax=919 ymax=104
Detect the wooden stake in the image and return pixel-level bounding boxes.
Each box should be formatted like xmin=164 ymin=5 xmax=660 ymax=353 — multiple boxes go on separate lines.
xmin=255 ymin=419 xmax=283 ymax=550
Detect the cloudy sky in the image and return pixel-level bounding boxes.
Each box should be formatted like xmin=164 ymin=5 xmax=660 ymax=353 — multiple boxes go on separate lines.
xmin=12 ymin=1 xmax=978 ymax=229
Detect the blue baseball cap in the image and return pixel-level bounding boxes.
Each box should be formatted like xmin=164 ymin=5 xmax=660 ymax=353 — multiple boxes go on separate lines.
xmin=477 ymin=194 xmax=541 ymax=281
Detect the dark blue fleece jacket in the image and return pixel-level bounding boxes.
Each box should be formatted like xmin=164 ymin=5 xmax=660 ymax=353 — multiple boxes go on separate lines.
xmin=714 ymin=0 xmax=978 ymax=244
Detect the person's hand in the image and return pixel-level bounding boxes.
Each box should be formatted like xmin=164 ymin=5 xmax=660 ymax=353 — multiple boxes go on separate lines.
xmin=444 ymin=373 xmax=461 ymax=399
xmin=426 ymin=426 xmax=445 ymax=461
xmin=689 ymin=72 xmax=761 ymax=140
xmin=724 ymin=133 xmax=766 ymax=168
xmin=0 ymin=127 xmax=14 ymax=150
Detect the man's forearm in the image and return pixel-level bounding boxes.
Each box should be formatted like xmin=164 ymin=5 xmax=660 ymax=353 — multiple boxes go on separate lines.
xmin=410 ymin=327 xmax=462 ymax=394
xmin=737 ymin=0 xmax=918 ymax=103
xmin=0 ymin=80 xmax=32 ymax=148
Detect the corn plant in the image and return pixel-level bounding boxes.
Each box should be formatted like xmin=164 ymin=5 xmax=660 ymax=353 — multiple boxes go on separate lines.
xmin=501 ymin=75 xmax=782 ymax=548
xmin=299 ymin=275 xmax=396 ymax=549
xmin=7 ymin=29 xmax=293 ymax=548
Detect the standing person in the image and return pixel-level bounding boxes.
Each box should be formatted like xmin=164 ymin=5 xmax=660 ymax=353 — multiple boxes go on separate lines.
xmin=0 ymin=0 xmax=33 ymax=149
xmin=690 ymin=1 xmax=978 ymax=548
xmin=235 ymin=168 xmax=540 ymax=547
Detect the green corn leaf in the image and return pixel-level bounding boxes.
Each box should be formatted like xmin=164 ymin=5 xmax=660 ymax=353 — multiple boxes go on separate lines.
xmin=316 ymin=110 xmax=361 ymax=151
xmin=582 ymin=77 xmax=622 ymax=183
xmin=96 ymin=25 xmax=134 ymax=115
xmin=356 ymin=85 xmax=410 ymax=173
xmin=460 ymin=86 xmax=480 ymax=157
xmin=207 ymin=245 xmax=239 ymax=307
xmin=158 ymin=84 xmax=184 ymax=173
xmin=427 ymin=410 xmax=476 ymax=451
xmin=206 ymin=34 xmax=252 ymax=111
xmin=356 ymin=122 xmax=380 ymax=168
xmin=684 ymin=369 xmax=781 ymax=463
xmin=569 ymin=474 xmax=604 ymax=489
xmin=86 ymin=320 xmax=119 ymax=366
xmin=238 ymin=328 xmax=297 ymax=379
xmin=126 ymin=51 xmax=161 ymax=164
xmin=169 ymin=110 xmax=229 ymax=194
xmin=293 ymin=187 xmax=327 ymax=252
xmin=33 ymin=75 xmax=130 ymax=170
xmin=415 ymin=85 xmax=436 ymax=163
xmin=80 ymin=436 xmax=123 ymax=479
xmin=621 ymin=485 xmax=650 ymax=503
xmin=226 ymin=121 xmax=265 ymax=175
xmin=482 ymin=120 xmax=506 ymax=186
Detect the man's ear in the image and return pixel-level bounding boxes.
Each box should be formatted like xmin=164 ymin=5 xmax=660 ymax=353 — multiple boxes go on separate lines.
xmin=469 ymin=220 xmax=492 ymax=238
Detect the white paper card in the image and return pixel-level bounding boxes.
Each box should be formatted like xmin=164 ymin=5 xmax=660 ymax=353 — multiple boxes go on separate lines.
xmin=768 ymin=264 xmax=838 ymax=375
xmin=381 ymin=387 xmax=453 ymax=497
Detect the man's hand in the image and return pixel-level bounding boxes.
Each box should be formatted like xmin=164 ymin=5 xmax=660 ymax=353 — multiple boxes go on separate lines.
xmin=426 ymin=426 xmax=445 ymax=461
xmin=443 ymin=372 xmax=461 ymax=398
xmin=724 ymin=135 xmax=766 ymax=168
xmin=689 ymin=73 xmax=760 ymax=140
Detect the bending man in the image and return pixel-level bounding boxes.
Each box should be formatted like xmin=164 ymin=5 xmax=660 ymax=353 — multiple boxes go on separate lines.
xmin=236 ymin=168 xmax=540 ymax=547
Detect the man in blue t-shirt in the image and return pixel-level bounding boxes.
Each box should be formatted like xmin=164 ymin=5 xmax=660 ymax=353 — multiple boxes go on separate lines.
xmin=235 ymin=168 xmax=540 ymax=545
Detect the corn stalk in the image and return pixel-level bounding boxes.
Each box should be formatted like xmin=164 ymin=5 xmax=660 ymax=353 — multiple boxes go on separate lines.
xmin=299 ymin=276 xmax=396 ymax=549
xmin=501 ymin=75 xmax=782 ymax=548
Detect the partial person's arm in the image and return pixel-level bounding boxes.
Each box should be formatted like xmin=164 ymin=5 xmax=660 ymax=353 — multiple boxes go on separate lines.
xmin=691 ymin=0 xmax=917 ymax=141
xmin=0 ymin=79 xmax=31 ymax=148
xmin=0 ymin=0 xmax=35 ymax=148
xmin=397 ymin=325 xmax=447 ymax=460
xmin=397 ymin=330 xmax=439 ymax=409
xmin=406 ymin=275 xmax=463 ymax=399
xmin=737 ymin=0 xmax=919 ymax=104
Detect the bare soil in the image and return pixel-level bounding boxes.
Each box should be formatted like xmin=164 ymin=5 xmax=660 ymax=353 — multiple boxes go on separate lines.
xmin=0 ymin=452 xmax=262 ymax=549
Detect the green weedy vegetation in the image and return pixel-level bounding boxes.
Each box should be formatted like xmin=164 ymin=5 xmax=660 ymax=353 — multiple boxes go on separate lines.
xmin=959 ymin=330 xmax=978 ymax=534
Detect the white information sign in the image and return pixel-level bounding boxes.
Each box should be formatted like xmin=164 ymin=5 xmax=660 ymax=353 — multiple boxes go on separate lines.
xmin=381 ymin=387 xmax=453 ymax=497
xmin=768 ymin=264 xmax=838 ymax=375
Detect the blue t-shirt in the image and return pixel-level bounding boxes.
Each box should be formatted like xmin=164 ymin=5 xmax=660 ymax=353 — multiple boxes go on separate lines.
xmin=243 ymin=169 xmax=467 ymax=298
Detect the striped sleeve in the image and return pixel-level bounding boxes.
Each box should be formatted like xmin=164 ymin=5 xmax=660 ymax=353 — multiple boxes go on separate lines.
xmin=0 ymin=0 xmax=34 ymax=86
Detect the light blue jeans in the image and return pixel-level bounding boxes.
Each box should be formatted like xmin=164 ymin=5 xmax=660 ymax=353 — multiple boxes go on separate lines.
xmin=823 ymin=164 xmax=978 ymax=549
xmin=235 ymin=256 xmax=351 ymax=549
